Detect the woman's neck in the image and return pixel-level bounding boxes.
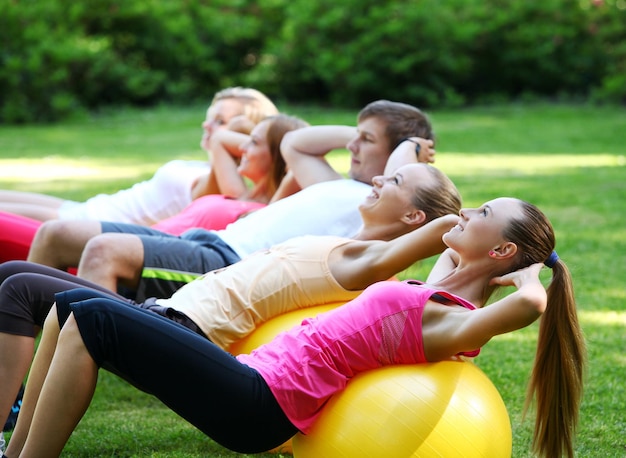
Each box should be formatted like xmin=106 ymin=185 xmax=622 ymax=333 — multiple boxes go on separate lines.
xmin=243 ymin=177 xmax=275 ymax=203
xmin=429 ymin=262 xmax=497 ymax=308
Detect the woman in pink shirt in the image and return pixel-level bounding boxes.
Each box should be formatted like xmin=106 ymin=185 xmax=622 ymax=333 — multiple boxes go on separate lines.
xmin=8 ymin=198 xmax=584 ymax=458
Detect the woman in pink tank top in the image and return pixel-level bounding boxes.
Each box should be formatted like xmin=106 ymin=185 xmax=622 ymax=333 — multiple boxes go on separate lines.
xmin=8 ymin=198 xmax=584 ymax=458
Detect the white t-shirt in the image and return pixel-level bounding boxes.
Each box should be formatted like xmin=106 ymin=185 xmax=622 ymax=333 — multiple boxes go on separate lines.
xmin=217 ymin=179 xmax=370 ymax=258
xmin=58 ymin=160 xmax=210 ymax=225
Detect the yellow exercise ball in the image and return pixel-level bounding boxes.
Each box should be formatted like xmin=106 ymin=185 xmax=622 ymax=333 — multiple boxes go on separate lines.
xmin=227 ymin=302 xmax=343 ymax=355
xmin=292 ymin=361 xmax=512 ymax=458
xmin=227 ymin=302 xmax=345 ymax=455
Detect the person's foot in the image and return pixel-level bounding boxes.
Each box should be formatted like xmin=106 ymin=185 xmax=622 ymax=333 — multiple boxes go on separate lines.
xmin=3 ymin=384 xmax=24 ymax=432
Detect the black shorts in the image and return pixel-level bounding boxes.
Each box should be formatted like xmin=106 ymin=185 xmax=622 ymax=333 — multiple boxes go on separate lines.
xmin=101 ymin=223 xmax=241 ymax=301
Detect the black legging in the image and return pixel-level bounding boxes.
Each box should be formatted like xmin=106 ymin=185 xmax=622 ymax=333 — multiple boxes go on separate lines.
xmin=55 ymin=289 xmax=298 ymax=453
xmin=0 ymin=261 xmax=123 ymax=337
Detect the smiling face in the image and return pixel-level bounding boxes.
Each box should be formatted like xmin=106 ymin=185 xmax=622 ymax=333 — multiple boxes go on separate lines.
xmin=443 ymin=197 xmax=523 ymax=260
xmin=200 ymin=98 xmax=246 ymax=149
xmin=345 ymin=116 xmax=391 ymax=185
xmin=358 ymin=163 xmax=434 ymax=226
xmin=237 ymin=119 xmax=273 ymax=183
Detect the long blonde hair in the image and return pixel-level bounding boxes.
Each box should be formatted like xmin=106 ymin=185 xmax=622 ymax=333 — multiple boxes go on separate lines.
xmin=212 ymin=87 xmax=279 ymax=124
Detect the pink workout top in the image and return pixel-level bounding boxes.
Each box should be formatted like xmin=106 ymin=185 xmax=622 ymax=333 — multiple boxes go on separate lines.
xmin=152 ymin=194 xmax=266 ymax=235
xmin=237 ymin=280 xmax=480 ymax=433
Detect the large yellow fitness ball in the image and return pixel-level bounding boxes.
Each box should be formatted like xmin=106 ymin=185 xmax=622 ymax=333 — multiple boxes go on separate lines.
xmin=228 ymin=303 xmax=344 ymax=456
xmin=292 ymin=361 xmax=512 ymax=458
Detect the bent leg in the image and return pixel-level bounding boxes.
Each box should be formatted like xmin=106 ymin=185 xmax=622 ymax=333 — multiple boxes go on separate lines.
xmin=0 ymin=333 xmax=33 ymax=433
xmin=43 ymin=297 xmax=296 ymax=453
xmin=0 ymin=204 xmax=59 ymax=222
xmin=77 ymin=233 xmax=145 ymax=293
xmin=0 ymin=190 xmax=66 ymax=207
xmin=27 ymin=220 xmax=103 ymax=269
xmin=78 ymin=230 xmax=239 ymax=302
xmin=6 ymin=306 xmax=64 ymax=457
xmin=18 ymin=313 xmax=97 ymax=458
xmin=6 ymin=287 xmax=127 ymax=456
xmin=0 ymin=191 xmax=65 ymax=222
xmin=76 ymin=223 xmax=180 ymax=297
xmin=0 ymin=261 xmax=122 ymax=336
xmin=0 ymin=261 xmax=124 ymax=437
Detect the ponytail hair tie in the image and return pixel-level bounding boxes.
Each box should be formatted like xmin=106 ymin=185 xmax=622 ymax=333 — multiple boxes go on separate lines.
xmin=544 ymin=250 xmax=559 ymax=268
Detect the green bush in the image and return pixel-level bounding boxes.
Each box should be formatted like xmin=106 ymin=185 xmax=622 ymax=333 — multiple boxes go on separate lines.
xmin=249 ymin=0 xmax=610 ymax=107
xmin=0 ymin=2 xmax=79 ymax=122
xmin=0 ymin=0 xmax=623 ymax=123
xmin=0 ymin=0 xmax=274 ymax=122
xmin=461 ymin=0 xmax=607 ymax=100
xmin=246 ymin=0 xmax=479 ymax=107
xmin=585 ymin=0 xmax=626 ymax=103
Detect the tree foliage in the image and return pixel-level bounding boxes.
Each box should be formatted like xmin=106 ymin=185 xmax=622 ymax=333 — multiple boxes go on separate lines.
xmin=0 ymin=0 xmax=623 ymax=123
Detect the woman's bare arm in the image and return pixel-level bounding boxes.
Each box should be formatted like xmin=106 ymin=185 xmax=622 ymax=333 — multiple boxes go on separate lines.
xmin=268 ymin=170 xmax=302 ymax=203
xmin=207 ymin=130 xmax=250 ymax=198
xmin=425 ymin=248 xmax=459 ymax=283
xmin=426 ymin=263 xmax=547 ymax=360
xmin=330 ymin=214 xmax=459 ymax=290
xmin=280 ymin=126 xmax=355 ymax=189
xmin=384 ymin=137 xmax=436 ymax=175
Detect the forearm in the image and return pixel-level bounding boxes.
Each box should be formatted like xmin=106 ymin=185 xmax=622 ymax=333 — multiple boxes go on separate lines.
xmin=269 ymin=171 xmax=301 ymax=203
xmin=208 ymin=131 xmax=249 ymax=197
xmin=426 ymin=248 xmax=459 ymax=283
xmin=282 ymin=126 xmax=356 ymax=157
xmin=380 ymin=215 xmax=459 ymax=270
xmin=462 ymin=271 xmax=547 ymax=349
xmin=482 ymin=284 xmax=547 ymax=337
xmin=280 ymin=126 xmax=355 ymax=188
xmin=385 ymin=137 xmax=436 ymax=174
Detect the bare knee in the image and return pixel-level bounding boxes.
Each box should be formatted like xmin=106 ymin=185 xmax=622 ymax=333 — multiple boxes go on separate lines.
xmin=78 ymin=234 xmax=144 ymax=289
xmin=28 ymin=220 xmax=102 ymax=268
xmin=29 ymin=220 xmax=64 ymax=255
xmin=79 ymin=235 xmax=118 ymax=269
xmin=28 ymin=220 xmax=68 ymax=265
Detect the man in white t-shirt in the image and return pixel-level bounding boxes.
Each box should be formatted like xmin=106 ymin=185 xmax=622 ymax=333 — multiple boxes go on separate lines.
xmin=28 ymin=100 xmax=437 ymax=301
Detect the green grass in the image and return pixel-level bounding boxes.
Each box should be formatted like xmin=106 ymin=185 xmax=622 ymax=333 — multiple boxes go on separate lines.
xmin=1 ymin=102 xmax=625 ymax=457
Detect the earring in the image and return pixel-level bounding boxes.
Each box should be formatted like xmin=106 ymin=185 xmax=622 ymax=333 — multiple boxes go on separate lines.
xmin=489 ymin=250 xmax=496 ymax=257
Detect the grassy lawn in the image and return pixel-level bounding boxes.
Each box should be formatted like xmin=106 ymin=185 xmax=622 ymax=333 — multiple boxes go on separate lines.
xmin=1 ymin=102 xmax=625 ymax=457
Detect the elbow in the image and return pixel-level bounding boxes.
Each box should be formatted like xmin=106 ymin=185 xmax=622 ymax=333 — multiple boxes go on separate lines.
xmin=525 ymin=291 xmax=548 ymax=317
xmin=280 ymin=132 xmax=298 ymax=160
